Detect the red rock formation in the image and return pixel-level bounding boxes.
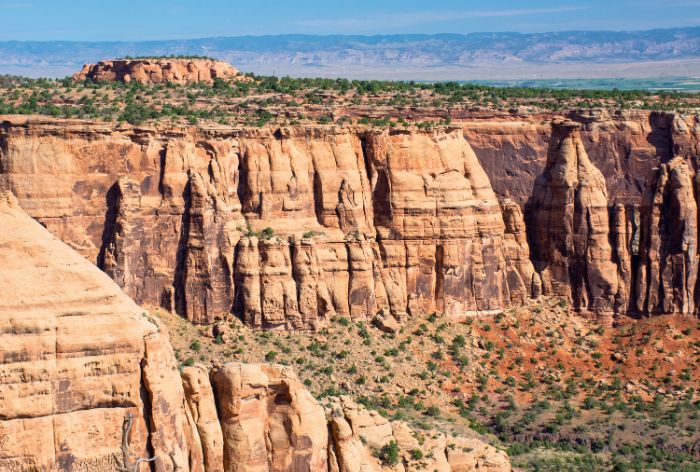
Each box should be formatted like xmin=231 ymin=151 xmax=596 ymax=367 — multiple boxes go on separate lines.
xmin=0 ymin=118 xmax=537 ymax=329
xmin=3 ymin=110 xmax=700 ymax=325
xmin=211 ymin=363 xmax=330 ymax=472
xmin=530 ymin=120 xmax=619 ymax=322
xmin=328 ymin=396 xmax=511 ymax=472
xmin=635 ymin=157 xmax=698 ymax=315
xmin=73 ymin=58 xmax=250 ymax=85
xmin=182 ymin=366 xmax=225 ymax=472
xmin=0 ymin=191 xmax=203 ymax=471
xmin=520 ymin=114 xmax=700 ymax=321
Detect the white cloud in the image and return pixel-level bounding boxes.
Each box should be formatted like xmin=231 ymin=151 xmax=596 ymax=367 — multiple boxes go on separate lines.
xmin=296 ymin=7 xmax=589 ymax=31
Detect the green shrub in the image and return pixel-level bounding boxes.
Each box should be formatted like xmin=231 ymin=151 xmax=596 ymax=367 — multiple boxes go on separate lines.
xmin=378 ymin=440 xmax=400 ymax=465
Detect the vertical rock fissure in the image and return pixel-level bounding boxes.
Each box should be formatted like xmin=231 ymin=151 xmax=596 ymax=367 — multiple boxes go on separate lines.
xmin=157 ymin=145 xmax=167 ymax=201
xmin=139 ymin=359 xmax=157 ymax=472
xmin=174 ymin=180 xmax=193 ymax=320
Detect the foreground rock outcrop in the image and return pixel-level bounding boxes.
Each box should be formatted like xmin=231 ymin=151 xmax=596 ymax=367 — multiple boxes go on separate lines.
xmin=0 ymin=190 xmax=511 ymax=471
xmin=72 ymin=58 xmax=249 ymax=84
xmin=0 ymin=191 xmax=201 ymax=471
xmin=328 ymin=396 xmax=510 ymax=472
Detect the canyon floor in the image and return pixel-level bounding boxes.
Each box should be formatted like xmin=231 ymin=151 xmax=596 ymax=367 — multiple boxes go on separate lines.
xmin=157 ymin=302 xmax=700 ymax=471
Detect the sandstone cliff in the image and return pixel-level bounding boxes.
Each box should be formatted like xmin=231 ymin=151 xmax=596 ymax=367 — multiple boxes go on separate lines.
xmin=0 ymin=190 xmax=511 ymax=471
xmin=0 ymin=191 xmax=201 ymax=471
xmin=466 ymin=111 xmax=700 ymax=321
xmin=530 ymin=120 xmax=618 ymax=321
xmin=2 ymin=110 xmax=700 ymax=324
xmin=0 ymin=118 xmax=537 ymax=329
xmin=72 ymin=58 xmax=249 ymax=84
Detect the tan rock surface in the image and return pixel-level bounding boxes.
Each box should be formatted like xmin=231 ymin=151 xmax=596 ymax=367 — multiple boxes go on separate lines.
xmin=0 ymin=191 xmax=200 ymax=471
xmin=0 ymin=119 xmax=535 ymax=329
xmin=636 ymin=156 xmax=698 ymax=315
xmin=0 ymin=189 xmax=511 ymax=471
xmin=4 ymin=110 xmax=700 ymax=323
xmin=326 ymin=397 xmax=511 ymax=472
xmin=73 ymin=58 xmax=249 ymax=85
xmin=182 ymin=366 xmax=225 ymax=472
xmin=530 ymin=120 xmax=618 ymax=322
xmin=210 ymin=362 xmax=329 ymax=472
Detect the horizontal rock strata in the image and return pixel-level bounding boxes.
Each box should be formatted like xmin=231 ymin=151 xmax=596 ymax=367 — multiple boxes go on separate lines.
xmin=2 ymin=110 xmax=700 ymax=324
xmin=0 ymin=191 xmax=201 ymax=471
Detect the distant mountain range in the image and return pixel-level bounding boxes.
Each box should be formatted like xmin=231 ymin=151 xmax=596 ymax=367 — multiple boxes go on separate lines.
xmin=2 ymin=27 xmax=700 ymax=80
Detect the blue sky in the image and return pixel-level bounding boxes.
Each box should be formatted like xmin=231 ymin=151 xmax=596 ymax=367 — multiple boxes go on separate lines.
xmin=0 ymin=0 xmax=699 ymax=41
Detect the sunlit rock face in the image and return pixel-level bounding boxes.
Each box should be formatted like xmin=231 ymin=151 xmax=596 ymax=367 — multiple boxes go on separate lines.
xmin=0 ymin=119 xmax=536 ymax=329
xmin=72 ymin=58 xmax=250 ymax=85
xmin=3 ymin=110 xmax=700 ymax=327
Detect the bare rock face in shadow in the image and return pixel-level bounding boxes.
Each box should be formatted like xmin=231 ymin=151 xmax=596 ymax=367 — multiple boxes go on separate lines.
xmin=529 ymin=120 xmax=618 ymax=323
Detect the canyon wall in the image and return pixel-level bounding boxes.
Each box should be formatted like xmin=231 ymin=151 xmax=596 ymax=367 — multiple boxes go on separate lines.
xmin=0 ymin=191 xmax=510 ymax=471
xmin=0 ymin=191 xmax=201 ymax=471
xmin=466 ymin=110 xmax=700 ymax=321
xmin=1 ymin=110 xmax=700 ymax=326
xmin=0 ymin=117 xmax=537 ymax=330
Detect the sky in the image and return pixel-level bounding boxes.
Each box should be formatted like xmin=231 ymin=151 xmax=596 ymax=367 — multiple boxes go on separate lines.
xmin=0 ymin=0 xmax=699 ymax=41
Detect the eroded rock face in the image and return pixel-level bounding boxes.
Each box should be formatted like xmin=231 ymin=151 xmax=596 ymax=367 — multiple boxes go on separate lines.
xmin=211 ymin=363 xmax=330 ymax=472
xmin=0 ymin=191 xmax=202 ymax=471
xmin=3 ymin=110 xmax=700 ymax=324
xmin=0 ymin=119 xmax=536 ymax=329
xmin=635 ymin=157 xmax=698 ymax=315
xmin=530 ymin=120 xmax=619 ymax=321
xmin=520 ymin=115 xmax=700 ymax=321
xmin=327 ymin=396 xmax=511 ymax=472
xmin=72 ymin=58 xmax=249 ymax=85
xmin=182 ymin=366 xmax=225 ymax=472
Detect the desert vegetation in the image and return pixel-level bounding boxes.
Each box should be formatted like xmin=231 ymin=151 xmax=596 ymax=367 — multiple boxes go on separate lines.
xmin=0 ymin=73 xmax=698 ymax=128
xmin=158 ymin=299 xmax=700 ymax=471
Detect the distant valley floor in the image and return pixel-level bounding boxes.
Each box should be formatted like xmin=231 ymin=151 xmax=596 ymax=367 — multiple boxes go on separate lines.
xmin=3 ymin=59 xmax=700 ymax=88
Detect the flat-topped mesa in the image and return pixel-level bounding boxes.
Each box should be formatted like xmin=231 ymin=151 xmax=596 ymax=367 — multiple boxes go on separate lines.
xmin=72 ymin=58 xmax=250 ymax=85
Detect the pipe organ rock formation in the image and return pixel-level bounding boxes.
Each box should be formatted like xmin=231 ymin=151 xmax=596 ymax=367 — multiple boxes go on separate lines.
xmin=529 ymin=120 xmax=619 ymax=321
xmin=519 ymin=115 xmax=700 ymax=321
xmin=635 ymin=157 xmax=698 ymax=316
xmin=0 ymin=190 xmax=511 ymax=471
xmin=2 ymin=111 xmax=700 ymax=325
